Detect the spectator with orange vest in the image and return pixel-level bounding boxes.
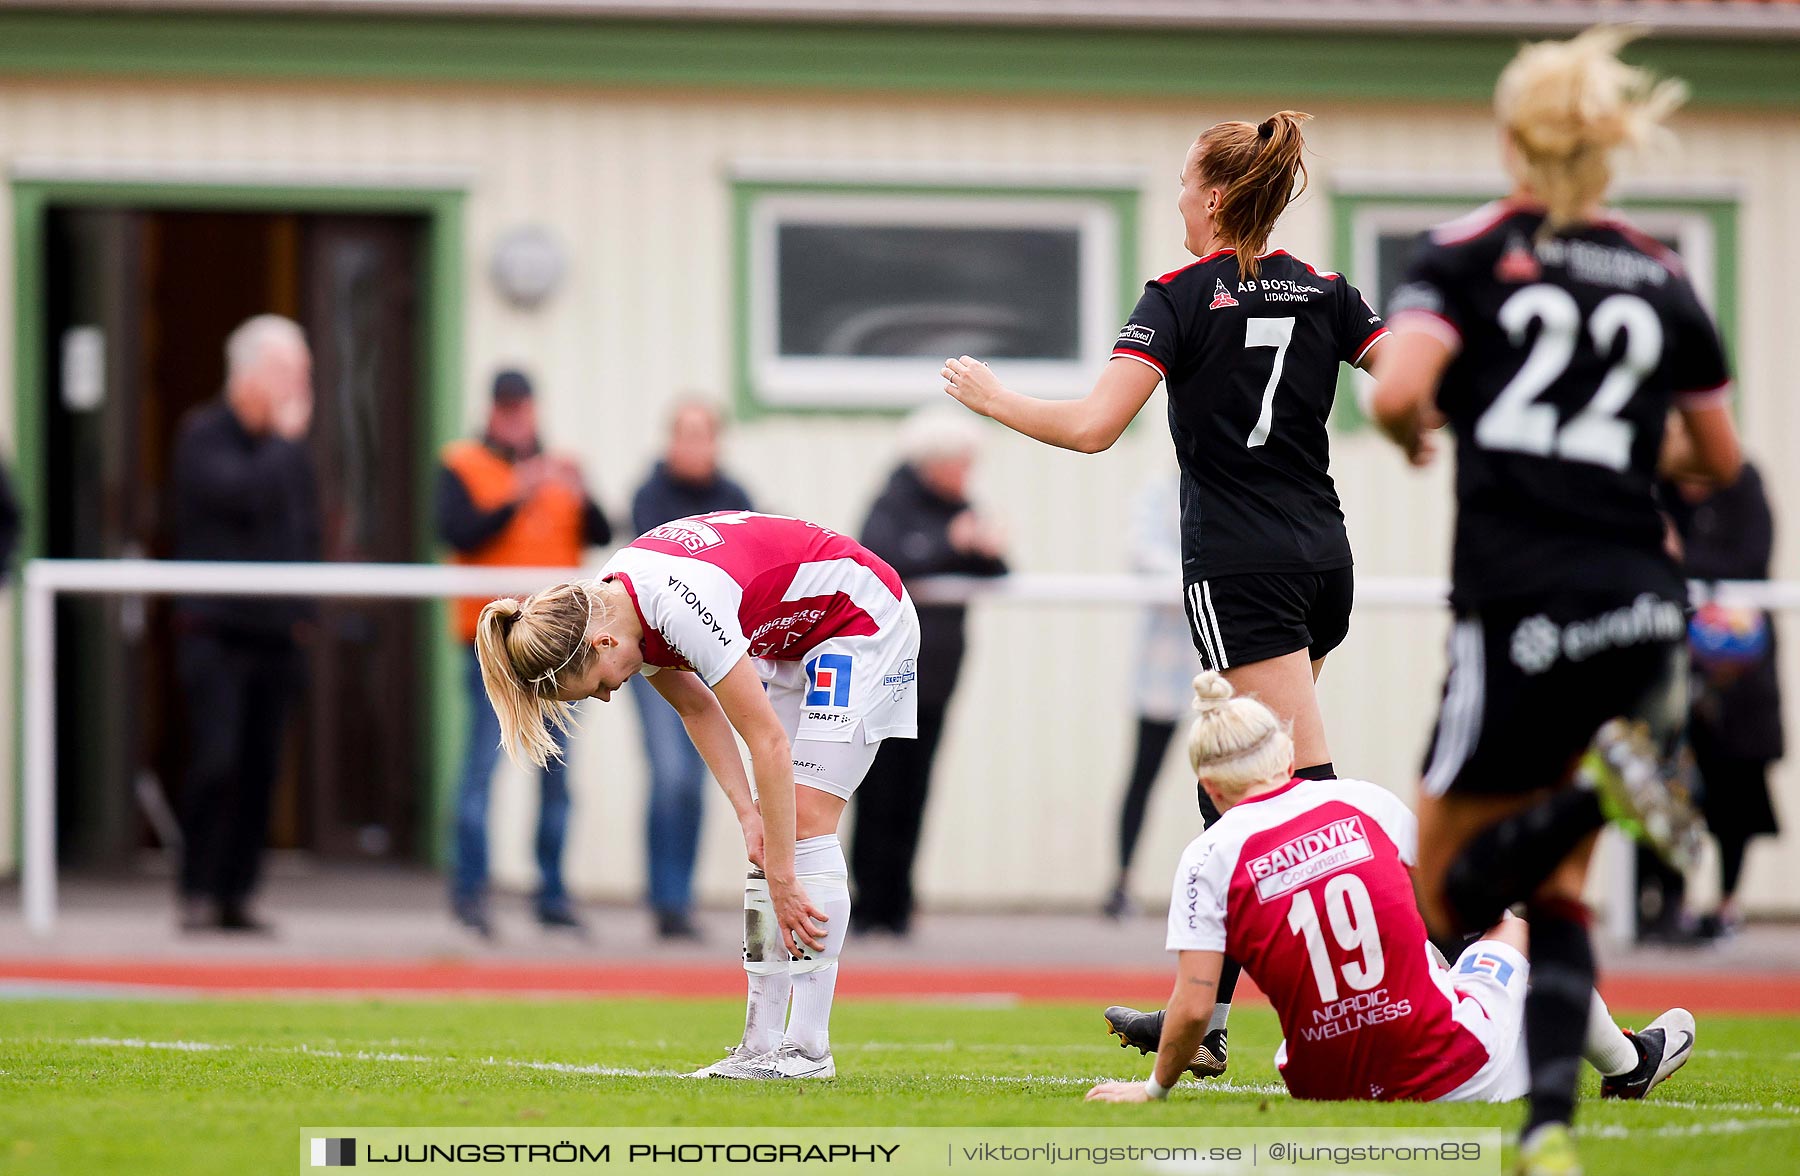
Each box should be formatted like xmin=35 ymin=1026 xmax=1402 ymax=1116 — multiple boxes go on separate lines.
xmin=439 ymin=369 xmax=612 ymax=937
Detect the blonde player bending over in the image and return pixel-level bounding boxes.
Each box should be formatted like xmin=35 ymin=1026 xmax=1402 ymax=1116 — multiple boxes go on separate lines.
xmin=476 ymin=511 xmax=920 ymax=1079
xmin=1088 ymin=674 xmax=1693 ymax=1110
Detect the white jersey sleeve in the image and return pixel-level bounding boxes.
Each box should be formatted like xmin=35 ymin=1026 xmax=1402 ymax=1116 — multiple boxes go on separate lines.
xmin=1331 ymin=778 xmax=1420 ymax=867
xmin=607 ymin=548 xmax=751 ymax=687
xmin=1165 ymin=829 xmax=1235 ymax=953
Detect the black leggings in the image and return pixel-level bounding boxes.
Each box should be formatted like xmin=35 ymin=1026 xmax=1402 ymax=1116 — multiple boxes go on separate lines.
xmin=1115 ymin=717 xmax=1180 ymax=873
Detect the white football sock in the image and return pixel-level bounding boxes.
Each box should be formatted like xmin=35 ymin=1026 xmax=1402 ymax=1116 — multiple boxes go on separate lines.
xmin=741 ymin=871 xmax=791 ymax=1056
xmin=1584 ymin=988 xmax=1641 ymax=1077
xmin=1207 ymin=1003 xmax=1232 ymax=1034
xmin=785 ymin=834 xmax=850 ymax=1058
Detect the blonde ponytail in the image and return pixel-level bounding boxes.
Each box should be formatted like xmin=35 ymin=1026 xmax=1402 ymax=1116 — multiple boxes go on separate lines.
xmin=473 ymin=581 xmax=609 ymax=768
xmin=1185 ymin=672 xmax=1294 ymax=801
xmin=1495 ymin=26 xmax=1686 ymax=234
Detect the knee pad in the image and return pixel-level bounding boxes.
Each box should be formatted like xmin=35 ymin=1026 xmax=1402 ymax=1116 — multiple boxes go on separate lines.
xmin=742 ymin=872 xmax=787 ymax=976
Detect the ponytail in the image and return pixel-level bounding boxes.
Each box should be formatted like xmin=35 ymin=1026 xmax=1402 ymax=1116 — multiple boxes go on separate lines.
xmin=1185 ymin=671 xmax=1295 ymax=800
xmin=1194 ymin=110 xmax=1311 ymax=280
xmin=473 ymin=581 xmax=606 ymax=768
xmin=1495 ymin=26 xmax=1686 ymax=234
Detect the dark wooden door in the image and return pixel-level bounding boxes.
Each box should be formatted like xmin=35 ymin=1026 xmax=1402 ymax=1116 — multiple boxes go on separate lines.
xmin=294 ymin=215 xmax=425 ymax=858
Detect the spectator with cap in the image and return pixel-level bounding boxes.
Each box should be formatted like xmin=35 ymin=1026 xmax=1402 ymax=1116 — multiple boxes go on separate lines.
xmin=851 ymin=406 xmax=1008 ymax=937
xmin=440 ymin=368 xmax=613 ymax=938
xmin=169 ymin=314 xmax=319 ymax=934
xmin=627 ymin=399 xmax=754 ymax=940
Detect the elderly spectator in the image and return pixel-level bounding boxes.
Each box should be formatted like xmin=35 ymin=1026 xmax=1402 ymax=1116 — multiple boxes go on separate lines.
xmin=170 ymin=314 xmax=319 ymax=933
xmin=850 ymin=407 xmax=1008 ymax=936
xmin=1667 ymin=461 xmax=1784 ymax=940
xmin=627 ymin=400 xmax=754 ymax=940
xmin=441 ymin=369 xmax=612 ymax=938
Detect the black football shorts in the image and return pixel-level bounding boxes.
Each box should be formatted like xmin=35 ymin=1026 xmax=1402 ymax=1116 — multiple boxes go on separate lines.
xmin=1420 ymin=591 xmax=1688 ymax=797
xmin=1181 ymin=566 xmax=1354 ymax=672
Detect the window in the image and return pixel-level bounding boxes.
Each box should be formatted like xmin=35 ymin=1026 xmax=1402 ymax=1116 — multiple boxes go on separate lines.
xmin=736 ymin=183 xmax=1136 ymax=411
xmin=1331 ymin=189 xmax=1738 ymax=427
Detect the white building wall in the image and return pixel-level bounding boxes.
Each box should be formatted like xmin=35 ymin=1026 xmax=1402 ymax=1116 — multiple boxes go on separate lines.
xmin=0 ymin=78 xmax=1792 ymax=913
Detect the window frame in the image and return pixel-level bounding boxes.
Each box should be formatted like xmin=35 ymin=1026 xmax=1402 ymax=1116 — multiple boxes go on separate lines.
xmin=732 ymin=176 xmax=1141 ymax=416
xmin=1330 ymin=183 xmax=1741 ymax=430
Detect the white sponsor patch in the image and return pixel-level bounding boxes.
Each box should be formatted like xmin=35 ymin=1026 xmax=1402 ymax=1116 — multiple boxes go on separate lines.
xmin=1245 ymin=817 xmax=1372 ymax=902
xmin=643 ymin=519 xmax=724 ymax=553
xmin=1116 ymin=323 xmax=1155 ymax=347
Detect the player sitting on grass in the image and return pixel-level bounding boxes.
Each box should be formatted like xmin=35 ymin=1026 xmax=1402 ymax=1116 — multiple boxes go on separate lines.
xmin=1086 ymin=673 xmax=1692 ymax=1106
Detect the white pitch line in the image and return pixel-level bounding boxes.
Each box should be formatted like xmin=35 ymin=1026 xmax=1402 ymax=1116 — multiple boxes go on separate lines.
xmin=36 ymin=1038 xmax=1800 ymax=1118
xmin=1584 ymin=1118 xmax=1800 ymax=1140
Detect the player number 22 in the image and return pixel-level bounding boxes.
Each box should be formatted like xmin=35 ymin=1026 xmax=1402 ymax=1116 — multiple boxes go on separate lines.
xmin=1286 ymin=873 xmax=1386 ymax=1003
xmin=1475 ymin=285 xmax=1663 ymax=472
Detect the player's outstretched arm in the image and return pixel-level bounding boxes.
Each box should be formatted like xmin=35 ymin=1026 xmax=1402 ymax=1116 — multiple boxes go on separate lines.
xmin=712 ymin=657 xmax=828 ymax=956
xmin=650 ymin=668 xmax=765 ymax=865
xmin=943 ymin=354 xmax=1159 ymax=455
xmin=1087 ymin=950 xmax=1222 ymax=1103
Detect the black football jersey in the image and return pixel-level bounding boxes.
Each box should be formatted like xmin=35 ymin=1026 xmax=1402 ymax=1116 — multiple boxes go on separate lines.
xmin=1389 ymin=202 xmax=1732 ymax=609
xmin=1113 ymin=249 xmax=1387 ymax=582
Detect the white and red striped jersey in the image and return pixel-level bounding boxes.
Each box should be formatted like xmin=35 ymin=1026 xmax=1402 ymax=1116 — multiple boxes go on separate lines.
xmin=1166 ymin=777 xmax=1489 ymax=1101
xmin=600 ymin=512 xmax=908 ymax=687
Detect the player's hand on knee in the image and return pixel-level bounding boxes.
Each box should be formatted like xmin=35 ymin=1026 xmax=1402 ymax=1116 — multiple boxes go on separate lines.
xmin=772 ymin=877 xmax=828 ymax=955
xmin=1085 ymin=1081 xmax=1153 ymax=1103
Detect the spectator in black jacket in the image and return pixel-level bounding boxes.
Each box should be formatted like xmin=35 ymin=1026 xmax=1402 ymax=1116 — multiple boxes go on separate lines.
xmin=1667 ymin=460 xmax=1784 ymax=939
xmin=851 ymin=407 xmax=1008 ymax=935
xmin=627 ymin=400 xmax=753 ymax=939
xmin=169 ymin=315 xmax=320 ymax=933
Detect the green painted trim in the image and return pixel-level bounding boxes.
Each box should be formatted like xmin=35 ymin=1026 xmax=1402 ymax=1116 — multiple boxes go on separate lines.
xmin=1327 ymin=189 xmax=1741 ymax=431
xmin=7 ymin=177 xmax=466 ymax=870
xmin=730 ymin=179 xmax=1140 ymax=419
xmin=0 ymin=12 xmax=1795 ymax=107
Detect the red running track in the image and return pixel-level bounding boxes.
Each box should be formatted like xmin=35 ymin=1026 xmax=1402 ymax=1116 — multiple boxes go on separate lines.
xmin=5 ymin=958 xmax=1800 ymax=1014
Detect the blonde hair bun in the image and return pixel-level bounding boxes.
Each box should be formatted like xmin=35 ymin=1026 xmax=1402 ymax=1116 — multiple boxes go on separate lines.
xmin=1185 ymin=671 xmax=1295 ymax=801
xmin=1191 ymin=671 xmax=1237 ymax=713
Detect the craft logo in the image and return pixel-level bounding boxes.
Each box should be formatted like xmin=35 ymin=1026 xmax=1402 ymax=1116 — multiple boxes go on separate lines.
xmin=1116 ymin=323 xmax=1156 ymax=347
xmin=644 ymin=519 xmax=724 ymax=553
xmin=1245 ymin=817 xmax=1372 ymax=902
xmin=1209 ymin=278 xmax=1240 ymax=310
xmin=804 ymin=653 xmax=853 ymax=708
xmin=1495 ymin=235 xmax=1541 ymax=283
xmin=1459 ymin=950 xmax=1517 ymax=986
xmin=310 ymin=1138 xmax=356 ymax=1167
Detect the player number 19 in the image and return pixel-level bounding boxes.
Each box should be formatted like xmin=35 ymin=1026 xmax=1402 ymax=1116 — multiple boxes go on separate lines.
xmin=1285 ymin=873 xmax=1387 ymax=1003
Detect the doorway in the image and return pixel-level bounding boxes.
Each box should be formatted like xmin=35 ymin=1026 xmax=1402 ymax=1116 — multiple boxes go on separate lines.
xmin=36 ymin=203 xmax=441 ymax=871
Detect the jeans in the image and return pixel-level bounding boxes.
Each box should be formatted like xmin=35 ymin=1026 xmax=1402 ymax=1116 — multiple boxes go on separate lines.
xmin=451 ymin=647 xmax=570 ymax=912
xmin=629 ymin=674 xmax=707 ymax=915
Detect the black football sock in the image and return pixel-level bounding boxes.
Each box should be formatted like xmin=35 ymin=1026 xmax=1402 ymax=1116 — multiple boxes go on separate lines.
xmin=1442 ymin=789 xmax=1605 ymax=935
xmin=1294 ymin=762 xmax=1336 ymax=780
xmin=1195 ymin=782 xmax=1223 ymax=827
xmin=1214 ymin=957 xmax=1242 ymax=1017
xmin=1523 ymin=897 xmax=1595 ymax=1134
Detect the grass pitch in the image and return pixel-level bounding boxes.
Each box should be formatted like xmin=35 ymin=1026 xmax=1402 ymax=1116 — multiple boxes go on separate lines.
xmin=3 ymin=997 xmax=1797 ymax=1174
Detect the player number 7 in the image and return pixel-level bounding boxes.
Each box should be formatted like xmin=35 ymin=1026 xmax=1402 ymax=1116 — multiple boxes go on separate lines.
xmin=1245 ymin=317 xmax=1296 ymax=448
